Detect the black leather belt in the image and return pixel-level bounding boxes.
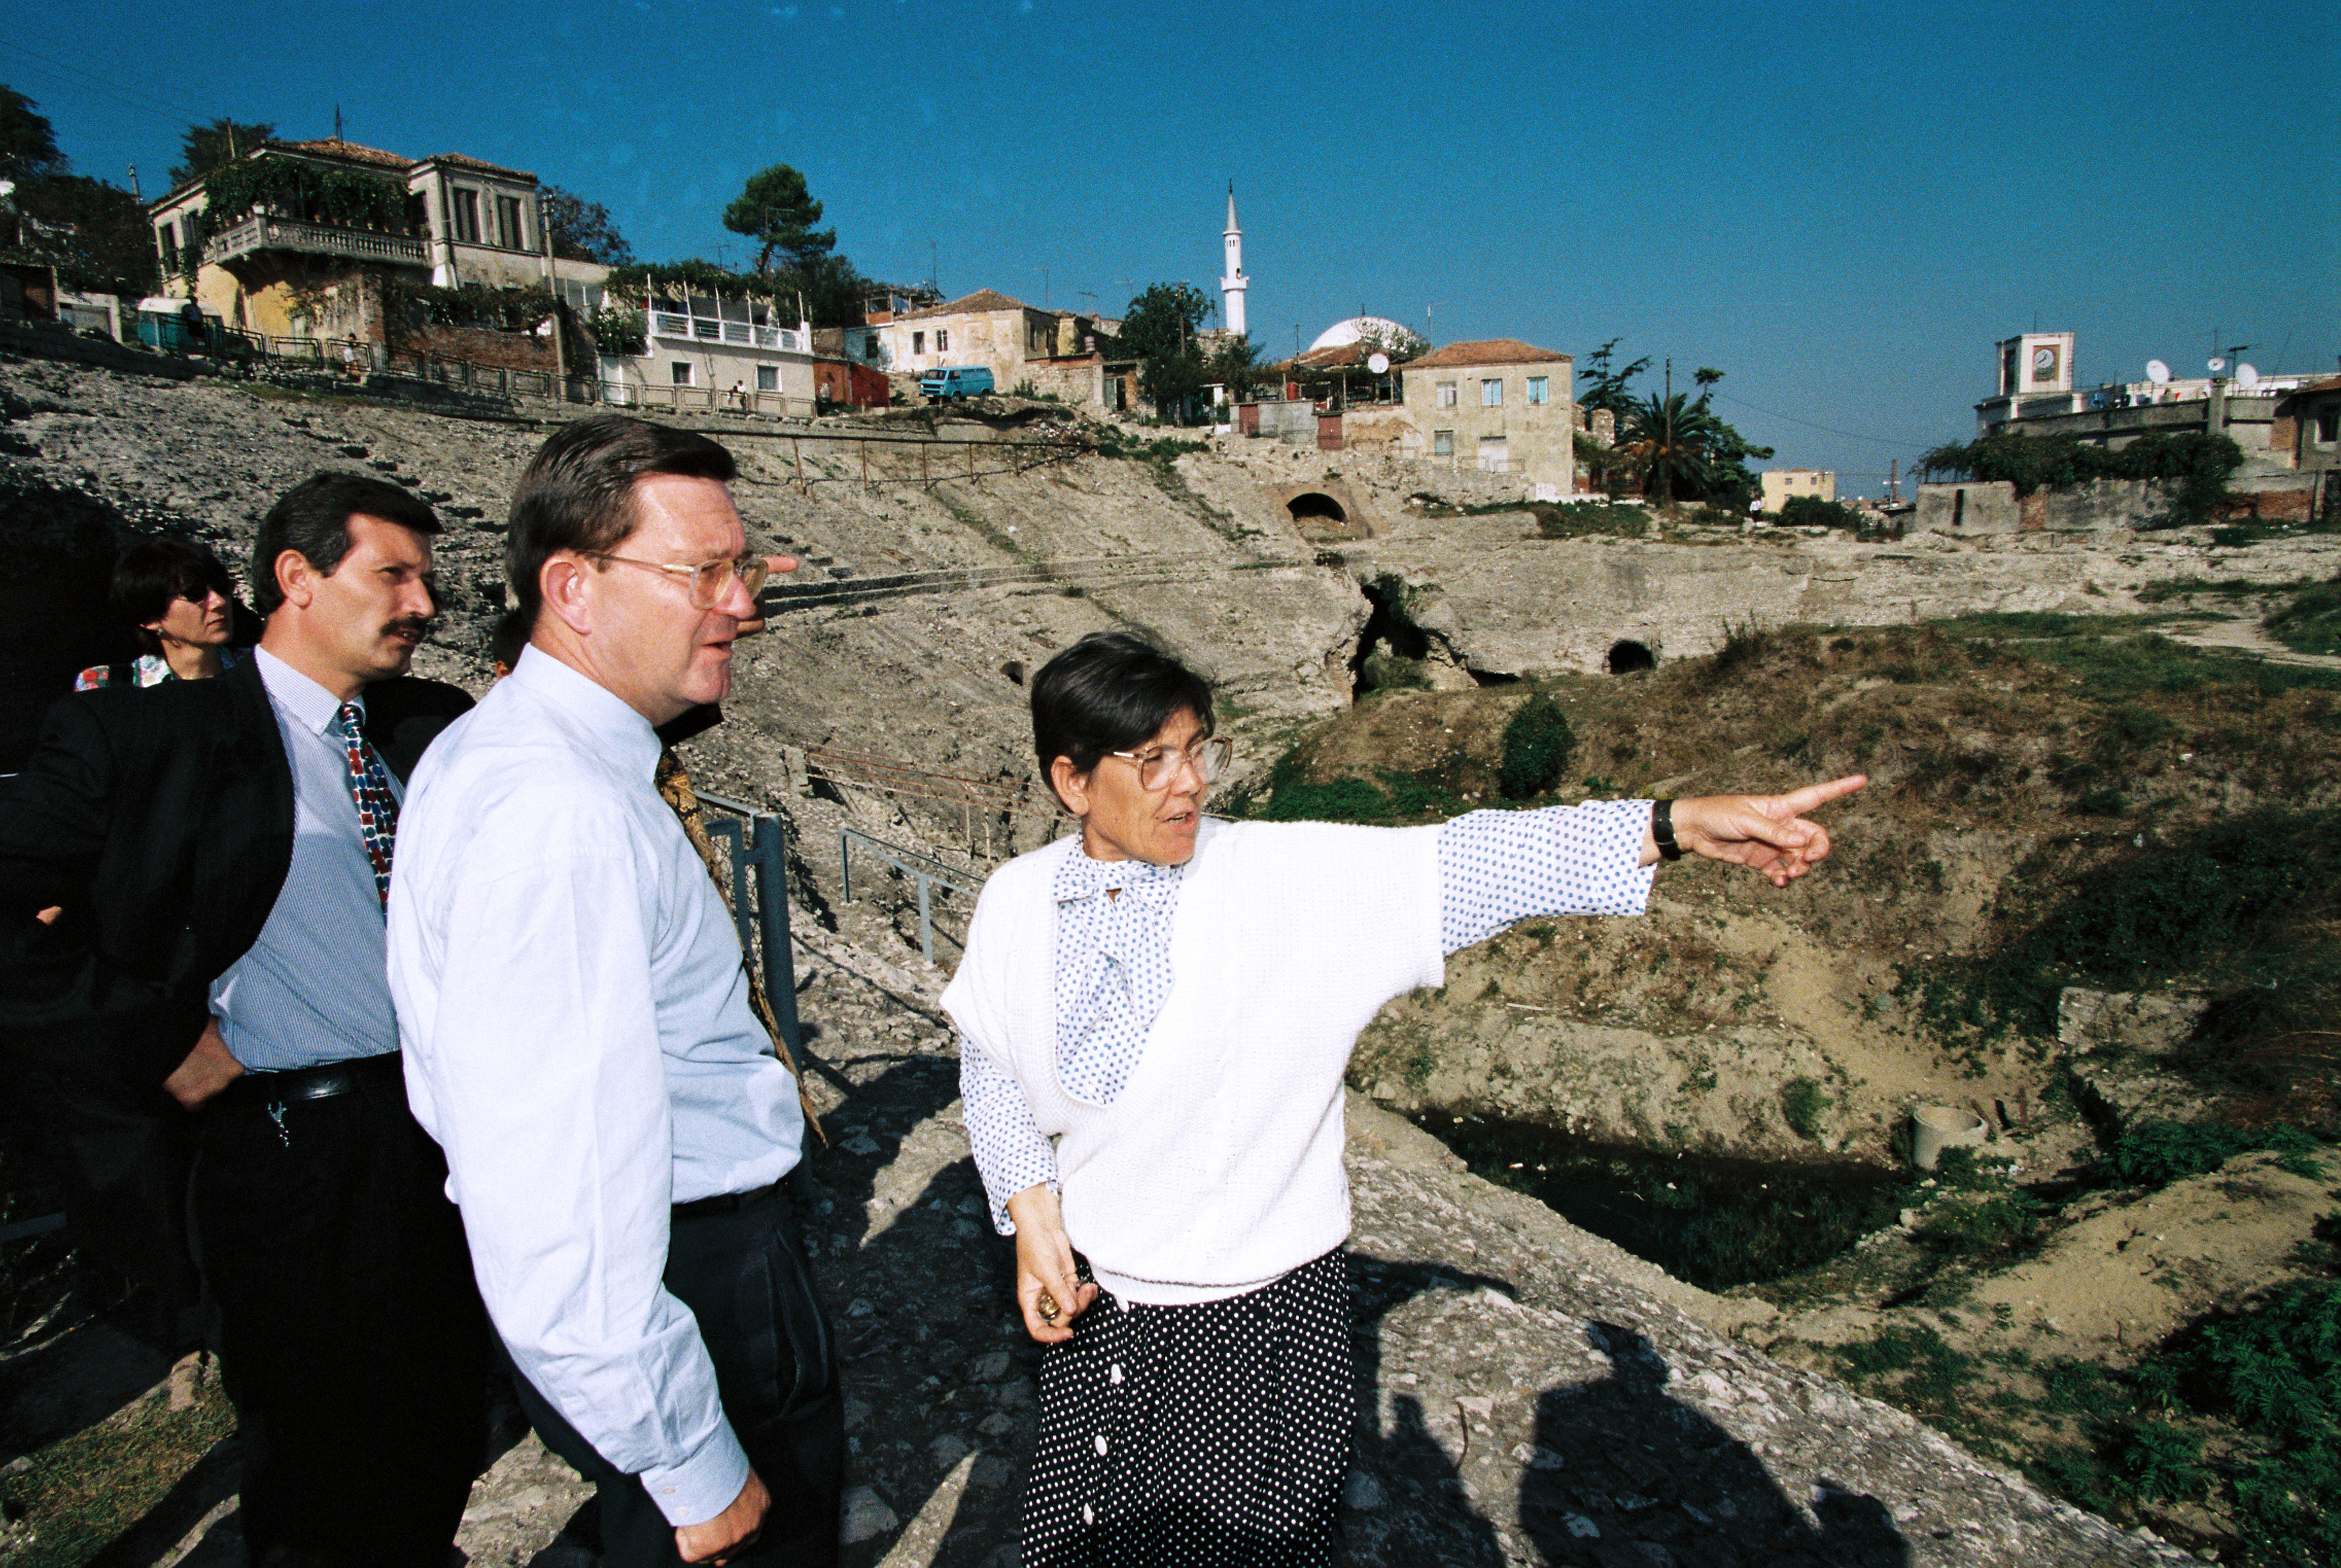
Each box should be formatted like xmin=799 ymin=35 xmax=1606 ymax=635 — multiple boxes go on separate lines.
xmin=674 ymin=1179 xmax=782 ymax=1221
xmin=218 ymin=1052 xmax=401 ymax=1111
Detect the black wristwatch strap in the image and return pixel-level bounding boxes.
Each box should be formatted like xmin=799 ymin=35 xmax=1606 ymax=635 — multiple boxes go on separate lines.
xmin=1652 ymin=799 xmax=1684 ymax=861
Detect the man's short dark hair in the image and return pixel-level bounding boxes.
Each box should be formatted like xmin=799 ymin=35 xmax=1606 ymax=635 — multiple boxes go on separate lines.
xmin=1031 ymin=631 xmax=1214 ymax=796
xmin=111 ymin=536 xmax=235 ymax=655
xmin=506 ymin=415 xmax=738 ymax=625
xmin=251 ymin=473 xmax=442 ymax=615
xmin=488 ymin=604 xmax=531 ymax=673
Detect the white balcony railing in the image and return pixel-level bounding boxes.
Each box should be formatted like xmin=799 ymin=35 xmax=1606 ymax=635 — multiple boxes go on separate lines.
xmin=648 ymin=310 xmax=800 ymax=353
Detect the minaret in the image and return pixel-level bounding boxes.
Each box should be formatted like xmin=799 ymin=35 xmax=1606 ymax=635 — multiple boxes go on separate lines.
xmin=1220 ymin=183 xmax=1248 ymax=339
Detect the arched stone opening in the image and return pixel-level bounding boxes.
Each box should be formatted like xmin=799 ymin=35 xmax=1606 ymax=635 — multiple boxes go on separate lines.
xmin=1607 ymin=639 xmax=1656 ymax=675
xmin=1286 ymin=491 xmax=1348 ymax=527
xmin=1348 ymin=576 xmax=1432 ymax=696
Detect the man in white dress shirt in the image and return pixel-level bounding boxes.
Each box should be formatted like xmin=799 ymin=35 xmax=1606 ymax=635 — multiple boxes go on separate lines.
xmin=388 ymin=416 xmax=838 ymax=1567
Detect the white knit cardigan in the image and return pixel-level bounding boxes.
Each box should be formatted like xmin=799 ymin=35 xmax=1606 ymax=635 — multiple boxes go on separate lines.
xmin=940 ymin=817 xmax=1444 ymax=1304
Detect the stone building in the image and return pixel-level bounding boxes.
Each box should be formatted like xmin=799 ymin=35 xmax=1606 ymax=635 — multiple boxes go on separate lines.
xmin=1393 ymin=339 xmax=1577 ymax=496
xmin=869 ymin=287 xmax=1121 ymax=406
xmin=146 ymin=137 xmax=607 ymax=345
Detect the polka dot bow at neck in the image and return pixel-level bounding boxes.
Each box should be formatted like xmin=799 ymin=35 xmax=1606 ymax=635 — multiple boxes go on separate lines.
xmin=1051 ymin=851 xmax=1185 ymax=1105
xmin=335 ymin=700 xmax=398 ymax=910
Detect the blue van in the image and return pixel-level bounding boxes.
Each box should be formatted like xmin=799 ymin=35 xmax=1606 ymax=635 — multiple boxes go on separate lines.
xmin=920 ymin=365 xmax=995 ymax=401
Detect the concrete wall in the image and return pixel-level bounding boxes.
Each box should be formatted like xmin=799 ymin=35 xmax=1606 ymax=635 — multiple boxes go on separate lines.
xmin=610 ymin=339 xmax=818 ymax=414
xmin=1020 ymin=354 xmax=1104 ymax=407
xmin=1916 ymin=482 xmax=2021 ymax=535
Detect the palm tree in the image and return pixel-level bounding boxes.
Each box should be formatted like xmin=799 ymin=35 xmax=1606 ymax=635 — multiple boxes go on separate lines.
xmin=1622 ymin=391 xmax=1729 ymax=505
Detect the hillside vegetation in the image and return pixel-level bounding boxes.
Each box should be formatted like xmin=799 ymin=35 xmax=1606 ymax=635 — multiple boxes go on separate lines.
xmin=1226 ymin=609 xmax=2341 ymax=1562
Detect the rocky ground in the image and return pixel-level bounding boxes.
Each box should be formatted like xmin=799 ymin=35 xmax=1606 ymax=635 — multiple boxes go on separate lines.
xmin=38 ymin=883 xmax=2195 ymax=1568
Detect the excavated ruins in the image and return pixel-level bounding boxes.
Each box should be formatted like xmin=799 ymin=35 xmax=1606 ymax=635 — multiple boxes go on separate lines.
xmin=12 ymin=353 xmax=2333 ymax=1565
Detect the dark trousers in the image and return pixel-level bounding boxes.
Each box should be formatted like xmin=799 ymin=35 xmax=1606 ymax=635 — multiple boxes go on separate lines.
xmin=12 ymin=1064 xmax=202 ymax=1349
xmin=190 ymin=1053 xmax=489 ymax=1568
xmin=510 ymin=1178 xmax=843 ymax=1568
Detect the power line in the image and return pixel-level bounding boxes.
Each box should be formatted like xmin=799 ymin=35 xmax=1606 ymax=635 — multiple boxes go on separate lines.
xmin=0 ymin=39 xmax=223 ymax=130
xmin=1708 ymin=389 xmax=1935 ymax=451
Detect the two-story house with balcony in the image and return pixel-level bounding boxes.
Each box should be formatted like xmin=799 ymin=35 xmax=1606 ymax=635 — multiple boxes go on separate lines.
xmin=599 ymin=286 xmax=817 ymax=415
xmin=147 ymin=136 xmax=607 ymax=346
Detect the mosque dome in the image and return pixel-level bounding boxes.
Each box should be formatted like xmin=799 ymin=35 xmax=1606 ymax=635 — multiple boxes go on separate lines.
xmin=1309 ymin=315 xmax=1413 ymax=352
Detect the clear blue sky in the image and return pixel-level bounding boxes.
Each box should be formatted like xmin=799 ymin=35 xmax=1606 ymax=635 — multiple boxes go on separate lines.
xmin=6 ymin=0 xmax=2335 ymax=491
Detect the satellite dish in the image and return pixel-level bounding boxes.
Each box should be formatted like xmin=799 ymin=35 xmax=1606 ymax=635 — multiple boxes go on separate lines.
xmin=2236 ymin=363 xmax=2261 ymax=389
xmin=2208 ymin=357 xmax=2227 ymax=374
xmin=1367 ymin=352 xmax=1391 ymax=375
xmin=2146 ymin=359 xmax=2171 ymax=385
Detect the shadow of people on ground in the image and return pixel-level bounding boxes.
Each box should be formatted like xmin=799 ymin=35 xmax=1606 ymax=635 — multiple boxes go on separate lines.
xmin=1520 ymin=1322 xmax=1909 ymax=1568
xmin=1343 ymin=1253 xmax=1518 ymax=1567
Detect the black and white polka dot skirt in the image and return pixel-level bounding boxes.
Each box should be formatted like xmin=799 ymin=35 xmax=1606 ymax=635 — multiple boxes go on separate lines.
xmin=1020 ymin=1249 xmax=1353 ymax=1568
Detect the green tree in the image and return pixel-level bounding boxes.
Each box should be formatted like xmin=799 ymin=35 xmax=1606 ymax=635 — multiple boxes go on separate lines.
xmin=722 ymin=163 xmax=834 ymax=277
xmin=1204 ymin=332 xmax=1277 ymax=400
xmin=168 ymin=118 xmax=275 ymax=186
xmin=1118 ymin=282 xmax=1213 ymax=421
xmin=541 ymin=184 xmax=634 ymax=266
xmin=1353 ymin=319 xmax=1428 ymax=365
xmin=1576 ymin=336 xmax=1650 ymax=419
xmin=0 ymin=86 xmax=65 ymax=182
xmin=1621 ymin=370 xmax=1773 ymax=507
xmin=14 ymin=174 xmax=159 ymax=294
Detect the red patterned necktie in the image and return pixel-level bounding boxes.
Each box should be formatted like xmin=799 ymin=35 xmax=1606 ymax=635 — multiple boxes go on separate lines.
xmin=335 ymin=700 xmax=397 ymax=909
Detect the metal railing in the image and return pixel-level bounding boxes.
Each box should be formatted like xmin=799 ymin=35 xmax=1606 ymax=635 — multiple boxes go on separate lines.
xmin=695 ymin=792 xmax=809 ymax=1065
xmin=837 ymin=827 xmax=983 ymax=965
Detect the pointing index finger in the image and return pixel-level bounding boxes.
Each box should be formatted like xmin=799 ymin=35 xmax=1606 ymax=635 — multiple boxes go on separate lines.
xmin=1774 ymin=774 xmax=1866 ymax=816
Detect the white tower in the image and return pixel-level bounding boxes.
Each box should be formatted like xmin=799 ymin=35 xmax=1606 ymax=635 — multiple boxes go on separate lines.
xmin=1220 ymin=183 xmax=1248 ymax=339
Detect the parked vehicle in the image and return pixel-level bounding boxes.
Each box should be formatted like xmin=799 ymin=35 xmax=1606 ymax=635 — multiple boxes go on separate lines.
xmin=919 ymin=365 xmax=995 ymax=401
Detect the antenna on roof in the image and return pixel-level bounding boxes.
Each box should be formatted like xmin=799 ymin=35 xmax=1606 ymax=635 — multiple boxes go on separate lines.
xmin=334 ymin=105 xmax=344 ymax=142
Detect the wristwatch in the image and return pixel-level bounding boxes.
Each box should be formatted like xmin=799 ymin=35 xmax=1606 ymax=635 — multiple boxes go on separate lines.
xmin=1652 ymin=799 xmax=1684 ymax=861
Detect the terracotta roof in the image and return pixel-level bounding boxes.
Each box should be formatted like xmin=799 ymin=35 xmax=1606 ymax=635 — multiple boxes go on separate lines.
xmin=2280 ymin=374 xmax=2341 ymax=396
xmin=270 ymin=137 xmax=413 ymax=169
xmin=906 ymin=287 xmax=1034 ymax=318
xmin=1405 ymin=338 xmax=1572 ymax=369
xmin=419 ymin=152 xmax=537 ymax=182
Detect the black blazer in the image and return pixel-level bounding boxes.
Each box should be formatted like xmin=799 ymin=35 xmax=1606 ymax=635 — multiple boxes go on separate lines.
xmin=0 ymin=655 xmax=470 ymax=1096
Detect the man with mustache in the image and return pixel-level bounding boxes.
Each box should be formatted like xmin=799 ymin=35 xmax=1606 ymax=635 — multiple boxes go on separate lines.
xmin=0 ymin=472 xmax=488 ymax=1566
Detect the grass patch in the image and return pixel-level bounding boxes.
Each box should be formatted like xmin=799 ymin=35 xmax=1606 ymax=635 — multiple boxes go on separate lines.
xmin=2010 ymin=1222 xmax=2341 ymax=1564
xmin=1781 ymin=1077 xmax=1828 ymax=1140
xmin=2264 ymin=576 xmax=2341 ymax=657
xmin=0 ymin=1376 xmax=235 ymax=1566
xmin=1895 ymin=806 xmax=2341 ymax=1085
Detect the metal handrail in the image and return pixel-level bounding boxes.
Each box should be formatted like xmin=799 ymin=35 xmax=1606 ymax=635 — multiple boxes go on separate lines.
xmin=837 ymin=826 xmax=982 ymax=965
xmin=694 ymin=791 xmax=809 ymax=1068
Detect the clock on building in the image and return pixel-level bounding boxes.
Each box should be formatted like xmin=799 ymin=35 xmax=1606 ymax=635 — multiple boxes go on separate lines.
xmin=2031 ymin=345 xmax=2059 ymax=385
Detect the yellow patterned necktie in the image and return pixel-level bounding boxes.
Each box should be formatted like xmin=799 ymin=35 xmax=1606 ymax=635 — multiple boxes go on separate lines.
xmin=657 ymin=748 xmax=825 ymax=1144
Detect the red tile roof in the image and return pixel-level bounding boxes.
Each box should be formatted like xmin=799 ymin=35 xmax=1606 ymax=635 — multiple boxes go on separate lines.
xmin=271 ymin=137 xmax=413 ymax=169
xmin=1406 ymin=338 xmax=1571 ymax=369
xmin=906 ymin=288 xmax=1034 ymax=318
